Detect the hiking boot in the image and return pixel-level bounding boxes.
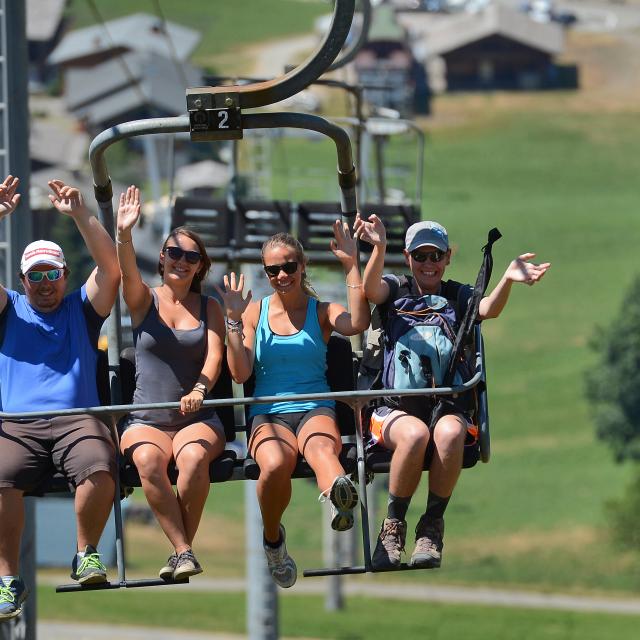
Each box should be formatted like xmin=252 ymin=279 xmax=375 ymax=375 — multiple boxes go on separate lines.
xmin=173 ymin=549 xmax=203 ymax=580
xmin=0 ymin=576 xmax=28 ymax=620
xmin=410 ymin=516 xmax=444 ymax=568
xmin=263 ymin=525 xmax=297 ymax=588
xmin=372 ymin=518 xmax=407 ymax=569
xmin=159 ymin=553 xmax=178 ymax=581
xmin=321 ymin=475 xmax=359 ymax=532
xmin=70 ymin=545 xmax=107 ymax=584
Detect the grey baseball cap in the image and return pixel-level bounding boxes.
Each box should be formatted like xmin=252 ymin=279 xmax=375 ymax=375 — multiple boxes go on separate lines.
xmin=405 ymin=221 xmax=449 ymax=253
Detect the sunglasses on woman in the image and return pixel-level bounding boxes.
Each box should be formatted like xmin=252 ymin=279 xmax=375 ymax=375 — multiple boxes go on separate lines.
xmin=263 ymin=261 xmax=298 ymax=278
xmin=26 ymin=269 xmax=64 ymax=283
xmin=165 ymin=246 xmax=202 ymax=264
xmin=410 ymin=249 xmax=447 ymax=264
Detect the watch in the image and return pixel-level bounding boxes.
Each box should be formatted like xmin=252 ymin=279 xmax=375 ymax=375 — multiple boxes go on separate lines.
xmin=193 ymin=382 xmax=207 ymax=395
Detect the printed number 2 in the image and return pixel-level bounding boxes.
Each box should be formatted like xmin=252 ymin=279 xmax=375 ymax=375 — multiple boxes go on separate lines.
xmin=218 ymin=111 xmax=229 ymax=129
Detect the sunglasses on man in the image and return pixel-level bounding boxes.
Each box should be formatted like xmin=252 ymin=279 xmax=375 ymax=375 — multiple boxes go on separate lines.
xmin=164 ymin=246 xmax=202 ymax=264
xmin=263 ymin=261 xmax=298 ymax=278
xmin=410 ymin=249 xmax=447 ymax=264
xmin=26 ymin=269 xmax=64 ymax=283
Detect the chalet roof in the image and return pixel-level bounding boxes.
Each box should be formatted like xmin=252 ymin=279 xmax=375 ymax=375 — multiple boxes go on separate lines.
xmin=48 ymin=12 xmax=200 ymax=65
xmin=30 ymin=118 xmax=90 ymax=171
xmin=26 ymin=0 xmax=66 ymax=42
xmin=64 ymin=52 xmax=201 ymax=126
xmin=397 ymin=4 xmax=563 ymax=58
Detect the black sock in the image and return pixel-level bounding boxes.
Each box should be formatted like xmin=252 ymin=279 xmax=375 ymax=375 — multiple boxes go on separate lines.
xmin=264 ymin=532 xmax=283 ymax=549
xmin=387 ymin=493 xmax=411 ymax=521
xmin=424 ymin=491 xmax=450 ymax=521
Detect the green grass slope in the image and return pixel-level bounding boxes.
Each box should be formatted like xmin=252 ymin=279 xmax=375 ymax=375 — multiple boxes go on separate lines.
xmin=38 ymin=587 xmax=640 ymax=640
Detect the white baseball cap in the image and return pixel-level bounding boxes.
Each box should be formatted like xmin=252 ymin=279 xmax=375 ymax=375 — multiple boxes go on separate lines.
xmin=20 ymin=240 xmax=66 ymax=273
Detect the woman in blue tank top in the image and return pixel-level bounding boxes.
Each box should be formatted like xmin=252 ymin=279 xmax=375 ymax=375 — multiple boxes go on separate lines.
xmin=116 ymin=186 xmax=226 ymax=582
xmin=218 ymin=225 xmax=370 ymax=588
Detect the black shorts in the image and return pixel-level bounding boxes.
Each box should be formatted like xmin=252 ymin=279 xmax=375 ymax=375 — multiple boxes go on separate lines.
xmin=249 ymin=407 xmax=336 ymax=438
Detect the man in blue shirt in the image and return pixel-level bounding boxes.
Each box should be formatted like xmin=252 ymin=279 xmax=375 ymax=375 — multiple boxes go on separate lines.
xmin=0 ymin=175 xmax=120 ymax=619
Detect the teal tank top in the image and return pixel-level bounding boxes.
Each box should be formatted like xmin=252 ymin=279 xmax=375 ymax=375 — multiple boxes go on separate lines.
xmin=249 ymin=296 xmax=335 ymax=417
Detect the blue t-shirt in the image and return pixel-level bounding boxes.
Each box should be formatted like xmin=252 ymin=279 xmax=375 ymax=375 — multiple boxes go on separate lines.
xmin=0 ymin=286 xmax=105 ymax=413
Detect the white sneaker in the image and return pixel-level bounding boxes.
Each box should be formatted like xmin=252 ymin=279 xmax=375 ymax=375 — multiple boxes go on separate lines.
xmin=263 ymin=525 xmax=297 ymax=588
xmin=321 ymin=475 xmax=359 ymax=531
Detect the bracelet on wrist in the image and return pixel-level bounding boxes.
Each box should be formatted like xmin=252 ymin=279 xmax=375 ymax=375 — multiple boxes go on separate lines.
xmin=192 ymin=382 xmax=207 ymax=396
xmin=226 ymin=317 xmax=243 ymax=327
xmin=116 ymin=237 xmax=132 ymax=246
xmin=346 ymin=282 xmax=362 ymax=289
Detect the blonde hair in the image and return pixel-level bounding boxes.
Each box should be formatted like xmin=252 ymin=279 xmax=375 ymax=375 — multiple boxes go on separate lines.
xmin=261 ymin=233 xmax=318 ymax=299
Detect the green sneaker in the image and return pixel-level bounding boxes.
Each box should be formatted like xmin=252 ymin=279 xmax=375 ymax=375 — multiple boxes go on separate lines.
xmin=0 ymin=576 xmax=28 ymax=620
xmin=70 ymin=545 xmax=108 ymax=584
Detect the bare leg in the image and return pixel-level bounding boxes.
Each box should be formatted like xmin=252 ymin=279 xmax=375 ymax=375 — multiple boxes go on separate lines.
xmin=75 ymin=471 xmax=115 ymax=550
xmin=297 ymin=415 xmax=343 ymax=493
xmin=121 ymin=426 xmax=189 ymax=554
xmin=249 ymin=424 xmax=298 ymax=543
xmin=0 ymin=489 xmax=24 ymax=575
xmin=382 ymin=411 xmax=431 ymax=499
xmin=428 ymin=414 xmax=466 ymax=498
xmin=173 ymin=423 xmax=226 ymax=545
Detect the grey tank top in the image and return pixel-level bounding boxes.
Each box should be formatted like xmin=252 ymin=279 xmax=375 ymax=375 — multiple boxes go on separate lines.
xmin=128 ymin=290 xmax=217 ymax=428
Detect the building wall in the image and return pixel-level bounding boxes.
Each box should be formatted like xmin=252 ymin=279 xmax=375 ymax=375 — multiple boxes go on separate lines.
xmin=443 ymin=35 xmax=554 ymax=91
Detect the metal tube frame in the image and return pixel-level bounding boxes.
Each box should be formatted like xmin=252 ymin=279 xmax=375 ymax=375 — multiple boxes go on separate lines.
xmin=4 ymin=344 xmax=487 ymax=584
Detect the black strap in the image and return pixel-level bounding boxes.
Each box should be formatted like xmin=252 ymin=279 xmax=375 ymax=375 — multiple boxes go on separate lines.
xmin=442 ymin=227 xmax=502 ymax=387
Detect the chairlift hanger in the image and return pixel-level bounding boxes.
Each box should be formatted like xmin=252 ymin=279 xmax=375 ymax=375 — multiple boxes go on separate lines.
xmin=3 ymin=324 xmax=489 ymax=589
xmin=13 ymin=0 xmax=489 ymax=591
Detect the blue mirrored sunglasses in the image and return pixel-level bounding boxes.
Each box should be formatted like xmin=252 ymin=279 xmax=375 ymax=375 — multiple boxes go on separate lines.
xmin=26 ymin=269 xmax=63 ymax=283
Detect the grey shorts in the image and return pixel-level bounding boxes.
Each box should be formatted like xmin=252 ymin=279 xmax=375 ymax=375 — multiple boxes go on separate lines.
xmin=249 ymin=407 xmax=336 ymax=440
xmin=120 ymin=411 xmax=225 ymax=440
xmin=0 ymin=414 xmax=116 ymax=492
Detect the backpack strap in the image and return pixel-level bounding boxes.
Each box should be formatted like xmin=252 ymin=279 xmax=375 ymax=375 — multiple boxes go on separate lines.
xmin=431 ymin=228 xmax=502 ymax=423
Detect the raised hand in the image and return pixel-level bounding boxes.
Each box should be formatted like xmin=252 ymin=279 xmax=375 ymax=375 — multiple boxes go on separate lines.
xmin=48 ymin=180 xmax=87 ymax=218
xmin=354 ymin=213 xmax=386 ymax=247
xmin=117 ymin=185 xmax=141 ymax=234
xmin=0 ymin=175 xmax=21 ymax=220
xmin=214 ymin=272 xmax=252 ymax=322
xmin=330 ymin=219 xmax=358 ymax=268
xmin=505 ymin=253 xmax=551 ymax=286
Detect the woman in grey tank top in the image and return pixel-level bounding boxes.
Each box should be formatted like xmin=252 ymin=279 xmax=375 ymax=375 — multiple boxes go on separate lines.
xmin=116 ymin=186 xmax=226 ymax=582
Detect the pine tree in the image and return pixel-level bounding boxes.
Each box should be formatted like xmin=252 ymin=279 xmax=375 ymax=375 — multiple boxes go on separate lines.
xmin=585 ymin=275 xmax=640 ymax=462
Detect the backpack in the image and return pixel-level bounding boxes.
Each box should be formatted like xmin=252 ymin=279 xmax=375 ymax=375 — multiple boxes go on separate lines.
xmin=359 ymin=276 xmax=472 ymax=417
xmin=383 ymin=288 xmax=466 ymax=389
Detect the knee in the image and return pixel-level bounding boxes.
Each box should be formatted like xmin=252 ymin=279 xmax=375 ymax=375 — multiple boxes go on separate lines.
xmin=434 ymin=417 xmax=466 ymax=450
xmin=133 ymin=449 xmax=169 ymax=481
xmin=396 ymin=422 xmax=430 ymax=450
xmin=304 ymin=437 xmax=339 ymax=461
xmin=175 ymin=444 xmax=210 ymax=478
xmin=258 ymin=453 xmax=296 ymax=481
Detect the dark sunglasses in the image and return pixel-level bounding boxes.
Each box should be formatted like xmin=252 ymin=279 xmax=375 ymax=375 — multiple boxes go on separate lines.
xmin=410 ymin=249 xmax=447 ymax=264
xmin=263 ymin=261 xmax=298 ymax=278
xmin=26 ymin=269 xmax=63 ymax=283
xmin=165 ymin=246 xmax=202 ymax=264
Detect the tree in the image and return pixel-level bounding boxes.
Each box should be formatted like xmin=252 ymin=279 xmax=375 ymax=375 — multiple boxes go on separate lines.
xmin=585 ymin=275 xmax=640 ymax=463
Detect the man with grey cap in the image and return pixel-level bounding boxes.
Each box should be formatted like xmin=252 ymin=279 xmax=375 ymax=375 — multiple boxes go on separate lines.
xmin=355 ymin=214 xmax=550 ymax=570
xmin=0 ymin=177 xmax=120 ymax=619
